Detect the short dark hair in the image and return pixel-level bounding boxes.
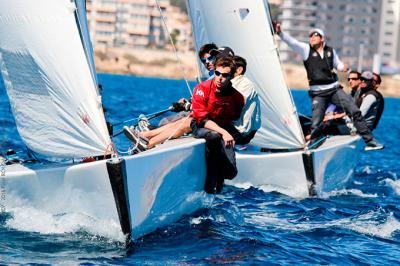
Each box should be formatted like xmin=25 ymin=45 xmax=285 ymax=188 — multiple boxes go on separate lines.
xmin=198 ymin=43 xmax=218 ymax=59
xmin=233 ymin=56 xmax=247 ymax=74
xmin=214 ymin=56 xmax=236 ymax=74
xmin=348 ymin=70 xmax=361 ymax=79
xmin=373 ymin=72 xmax=382 ymax=84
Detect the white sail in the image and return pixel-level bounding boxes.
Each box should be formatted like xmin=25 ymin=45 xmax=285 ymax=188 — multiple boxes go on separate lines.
xmin=187 ymin=0 xmax=305 ymax=149
xmin=0 ymin=0 xmax=111 ymax=158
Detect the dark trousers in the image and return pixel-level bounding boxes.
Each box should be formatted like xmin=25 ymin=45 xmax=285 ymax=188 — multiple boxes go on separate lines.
xmin=192 ymin=127 xmax=237 ymax=194
xmin=309 ymin=87 xmax=373 ymax=143
xmin=221 ymin=123 xmax=257 ymax=145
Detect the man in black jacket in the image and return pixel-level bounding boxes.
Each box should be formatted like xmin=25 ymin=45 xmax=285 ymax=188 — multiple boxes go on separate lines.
xmin=273 ymin=21 xmax=383 ymax=150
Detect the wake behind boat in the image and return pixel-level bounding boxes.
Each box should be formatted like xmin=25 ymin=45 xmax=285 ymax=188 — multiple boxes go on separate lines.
xmin=187 ymin=0 xmax=363 ymax=197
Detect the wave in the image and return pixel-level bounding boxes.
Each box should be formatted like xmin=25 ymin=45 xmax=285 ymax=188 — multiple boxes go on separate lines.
xmin=3 ymin=192 xmax=125 ymax=242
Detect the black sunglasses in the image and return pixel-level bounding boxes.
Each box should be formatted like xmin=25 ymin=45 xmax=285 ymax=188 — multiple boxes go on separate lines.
xmin=348 ymin=77 xmax=360 ymax=81
xmin=309 ymin=32 xmax=322 ymax=38
xmin=214 ymin=70 xmax=231 ymax=78
xmin=200 ymin=55 xmax=215 ymax=64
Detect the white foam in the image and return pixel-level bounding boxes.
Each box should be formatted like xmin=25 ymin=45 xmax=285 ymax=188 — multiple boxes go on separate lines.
xmin=190 ymin=215 xmax=212 ymax=225
xmin=4 ymin=193 xmax=125 ymax=242
xmin=385 ymin=178 xmax=400 ymax=195
xmin=260 ymin=184 xmax=308 ymax=198
xmin=246 ymin=208 xmax=400 ymax=239
xmin=322 ymin=188 xmax=378 ymax=198
xmin=342 ymin=212 xmax=400 ymax=239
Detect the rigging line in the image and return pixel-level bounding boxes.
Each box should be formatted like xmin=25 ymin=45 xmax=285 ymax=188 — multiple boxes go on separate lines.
xmin=154 ymin=0 xmax=193 ymax=97
xmin=163 ymin=115 xmax=191 ymax=145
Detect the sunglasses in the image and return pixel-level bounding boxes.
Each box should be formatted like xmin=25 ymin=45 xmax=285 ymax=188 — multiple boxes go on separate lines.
xmin=214 ymin=70 xmax=231 ymax=78
xmin=200 ymin=55 xmax=215 ymax=64
xmin=348 ymin=77 xmax=360 ymax=81
xmin=309 ymin=32 xmax=322 ymax=38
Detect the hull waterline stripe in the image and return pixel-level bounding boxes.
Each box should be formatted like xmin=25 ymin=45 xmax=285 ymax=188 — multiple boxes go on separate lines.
xmin=302 ymin=151 xmax=317 ymax=196
xmin=106 ymin=158 xmax=132 ymax=244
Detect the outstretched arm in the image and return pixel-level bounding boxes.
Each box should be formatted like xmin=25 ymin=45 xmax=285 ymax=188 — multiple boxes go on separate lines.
xmin=333 ymin=50 xmax=349 ymax=72
xmin=274 ymin=21 xmax=309 ymax=60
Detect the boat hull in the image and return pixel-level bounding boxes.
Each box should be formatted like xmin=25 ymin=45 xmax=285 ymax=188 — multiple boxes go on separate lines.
xmin=1 ymin=138 xmax=207 ymax=240
xmin=230 ymin=135 xmax=363 ymax=197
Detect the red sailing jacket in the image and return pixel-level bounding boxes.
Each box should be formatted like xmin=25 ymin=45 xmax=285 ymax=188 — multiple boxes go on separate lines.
xmin=191 ymin=79 xmax=244 ymax=126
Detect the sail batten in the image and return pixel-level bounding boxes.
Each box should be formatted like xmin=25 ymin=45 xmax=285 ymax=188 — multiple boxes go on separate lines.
xmin=0 ymin=0 xmax=110 ymax=158
xmin=187 ymin=0 xmax=305 ymax=149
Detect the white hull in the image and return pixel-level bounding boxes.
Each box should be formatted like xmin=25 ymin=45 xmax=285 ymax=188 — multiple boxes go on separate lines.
xmin=1 ymin=135 xmax=362 ymax=241
xmin=230 ymin=135 xmax=363 ymax=197
xmin=2 ymin=138 xmax=207 ymax=241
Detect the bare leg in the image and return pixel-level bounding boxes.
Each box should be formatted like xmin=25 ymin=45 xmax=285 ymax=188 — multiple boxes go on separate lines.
xmin=146 ymin=117 xmax=192 ymax=148
xmin=140 ymin=119 xmax=184 ymax=138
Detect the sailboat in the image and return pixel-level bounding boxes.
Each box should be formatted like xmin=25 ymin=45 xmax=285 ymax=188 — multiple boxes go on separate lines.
xmin=186 ymin=0 xmax=363 ymax=197
xmin=0 ymin=0 xmax=209 ymax=241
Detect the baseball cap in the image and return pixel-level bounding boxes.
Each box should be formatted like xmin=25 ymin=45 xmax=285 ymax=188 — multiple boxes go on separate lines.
xmin=309 ymin=28 xmax=325 ymax=37
xmin=209 ymin=46 xmax=235 ymax=58
xmin=361 ymin=71 xmax=374 ymax=80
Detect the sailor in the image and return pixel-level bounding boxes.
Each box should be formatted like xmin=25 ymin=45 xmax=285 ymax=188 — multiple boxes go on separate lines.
xmin=273 ymin=21 xmax=383 ymax=150
xmin=190 ymin=56 xmax=244 ymax=193
xmin=324 ymin=71 xmax=362 ymax=120
xmin=356 ymin=71 xmax=385 ymax=131
xmin=123 ymin=54 xmax=260 ymax=152
xmin=222 ymin=55 xmax=261 ymax=145
xmin=125 ymin=56 xmax=244 ymax=193
xmin=155 ymin=44 xmax=232 ymax=127
xmin=348 ymin=71 xmax=363 ymax=102
xmin=373 ymin=72 xmax=382 ymax=91
xmin=198 ymin=43 xmax=219 ymax=80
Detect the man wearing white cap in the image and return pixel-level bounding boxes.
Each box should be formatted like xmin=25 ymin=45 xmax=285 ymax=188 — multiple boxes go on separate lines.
xmin=356 ymin=71 xmax=385 ymax=131
xmin=273 ymin=22 xmax=383 ymax=150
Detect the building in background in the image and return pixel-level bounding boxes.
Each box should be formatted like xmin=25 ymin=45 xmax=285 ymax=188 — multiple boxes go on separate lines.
xmin=86 ymin=0 xmax=191 ymax=51
xmin=278 ymin=0 xmax=400 ymax=71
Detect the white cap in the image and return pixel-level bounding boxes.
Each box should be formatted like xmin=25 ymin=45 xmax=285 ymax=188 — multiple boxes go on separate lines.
xmin=309 ymin=28 xmax=325 ymax=37
xmin=361 ymin=71 xmax=374 ymax=80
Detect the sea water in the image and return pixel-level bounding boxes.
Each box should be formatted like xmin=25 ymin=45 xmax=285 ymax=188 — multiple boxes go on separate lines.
xmin=1 ymin=74 xmax=400 ymax=265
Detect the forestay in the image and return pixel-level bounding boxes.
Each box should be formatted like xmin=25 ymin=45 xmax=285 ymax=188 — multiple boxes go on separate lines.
xmin=0 ymin=0 xmax=111 ymax=158
xmin=187 ymin=0 xmax=305 ymax=149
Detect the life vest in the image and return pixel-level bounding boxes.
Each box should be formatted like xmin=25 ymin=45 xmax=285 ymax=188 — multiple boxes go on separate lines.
xmin=303 ymin=45 xmax=338 ymax=86
xmin=357 ymin=89 xmax=384 ymax=130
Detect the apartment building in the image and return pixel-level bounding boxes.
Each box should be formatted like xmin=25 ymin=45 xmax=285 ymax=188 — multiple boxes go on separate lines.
xmin=378 ymin=0 xmax=400 ymax=68
xmin=279 ymin=0 xmax=400 ymax=70
xmin=86 ymin=0 xmax=191 ymax=50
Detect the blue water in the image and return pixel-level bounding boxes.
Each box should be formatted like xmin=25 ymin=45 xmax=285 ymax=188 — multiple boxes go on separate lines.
xmin=1 ymin=74 xmax=400 ymax=265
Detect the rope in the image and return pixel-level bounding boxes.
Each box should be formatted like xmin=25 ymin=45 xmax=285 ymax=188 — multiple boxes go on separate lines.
xmin=104 ymin=142 xmax=118 ymax=158
xmin=113 ymin=107 xmax=172 ymax=128
xmin=154 ymin=0 xmax=193 ymax=97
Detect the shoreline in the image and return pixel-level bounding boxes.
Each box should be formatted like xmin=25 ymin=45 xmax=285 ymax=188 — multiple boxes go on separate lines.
xmin=94 ymin=47 xmax=400 ymax=98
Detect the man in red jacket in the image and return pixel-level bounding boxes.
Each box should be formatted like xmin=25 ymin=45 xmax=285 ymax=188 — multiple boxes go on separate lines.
xmin=124 ymin=56 xmax=244 ymax=193
xmin=190 ymin=56 xmax=244 ymax=193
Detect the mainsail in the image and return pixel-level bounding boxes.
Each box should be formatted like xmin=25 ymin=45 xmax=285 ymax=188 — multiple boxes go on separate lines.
xmin=0 ymin=0 xmax=111 ymax=158
xmin=187 ymin=0 xmax=305 ymax=149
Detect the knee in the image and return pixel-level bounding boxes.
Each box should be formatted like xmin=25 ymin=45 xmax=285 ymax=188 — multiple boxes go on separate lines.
xmin=350 ymin=110 xmax=362 ymax=119
xmin=205 ymin=131 xmax=222 ymax=145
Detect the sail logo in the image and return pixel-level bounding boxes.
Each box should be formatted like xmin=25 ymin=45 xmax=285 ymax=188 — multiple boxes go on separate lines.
xmin=81 ymin=113 xmax=91 ymax=125
xmin=195 ymin=89 xmax=205 ymax=98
